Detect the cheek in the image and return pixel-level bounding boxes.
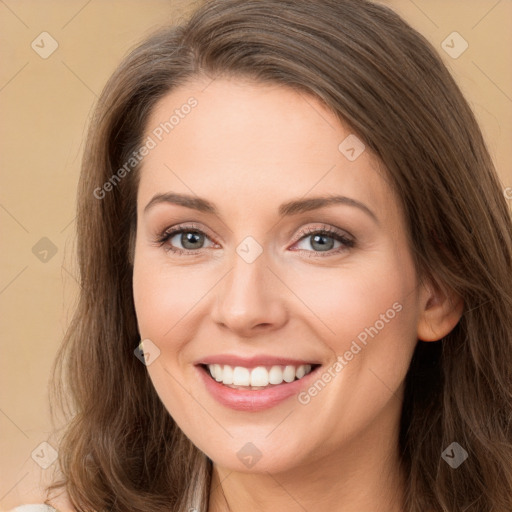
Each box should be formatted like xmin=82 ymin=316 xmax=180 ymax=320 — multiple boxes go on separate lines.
xmin=294 ymin=250 xmax=419 ymax=416
xmin=132 ymin=254 xmax=208 ymax=418
xmin=291 ymin=252 xmax=417 ymax=351
xmin=133 ymin=255 xmax=211 ymax=341
xmin=285 ymin=256 xmax=418 ymax=444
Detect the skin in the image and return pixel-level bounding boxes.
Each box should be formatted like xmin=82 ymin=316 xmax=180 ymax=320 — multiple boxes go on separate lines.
xmin=132 ymin=77 xmax=463 ymax=512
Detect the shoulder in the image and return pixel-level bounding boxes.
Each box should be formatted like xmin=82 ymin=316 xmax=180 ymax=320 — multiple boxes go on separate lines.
xmin=9 ymin=497 xmax=76 ymax=512
xmin=9 ymin=489 xmax=77 ymax=512
xmin=9 ymin=506 xmax=57 ymax=512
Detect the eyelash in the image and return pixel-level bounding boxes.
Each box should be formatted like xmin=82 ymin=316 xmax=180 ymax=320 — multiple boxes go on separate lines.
xmin=154 ymin=223 xmax=355 ymax=257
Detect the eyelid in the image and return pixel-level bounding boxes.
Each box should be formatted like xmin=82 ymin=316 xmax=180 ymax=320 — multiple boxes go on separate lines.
xmin=159 ymin=222 xmax=215 ymax=241
xmin=156 ymin=222 xmax=219 ymax=249
xmin=290 ymin=224 xmax=354 ymax=245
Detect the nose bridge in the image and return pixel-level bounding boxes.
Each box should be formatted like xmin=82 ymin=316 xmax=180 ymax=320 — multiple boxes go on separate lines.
xmin=211 ymin=236 xmax=288 ymax=335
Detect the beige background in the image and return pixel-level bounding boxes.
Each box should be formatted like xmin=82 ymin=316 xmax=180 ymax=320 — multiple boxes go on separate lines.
xmin=1 ymin=0 xmax=511 ymax=509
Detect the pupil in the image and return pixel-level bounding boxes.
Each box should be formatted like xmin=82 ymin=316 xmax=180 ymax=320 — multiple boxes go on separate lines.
xmin=182 ymin=231 xmax=203 ymax=249
xmin=312 ymin=234 xmax=333 ymax=251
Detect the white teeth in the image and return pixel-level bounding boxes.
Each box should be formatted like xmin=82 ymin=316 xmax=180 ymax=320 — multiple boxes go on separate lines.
xmin=283 ymin=365 xmax=296 ymax=383
xmin=268 ymin=365 xmax=283 ymax=385
xmin=232 ymin=366 xmax=250 ymax=386
xmin=250 ymin=367 xmax=268 ymax=387
xmin=213 ymin=364 xmax=222 ymax=382
xmin=205 ymin=363 xmax=314 ymax=387
xmin=296 ymin=365 xmax=306 ymax=379
xmin=222 ymin=364 xmax=234 ymax=385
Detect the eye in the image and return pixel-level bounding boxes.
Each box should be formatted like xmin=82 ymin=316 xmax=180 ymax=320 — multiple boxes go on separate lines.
xmin=291 ymin=225 xmax=355 ymax=256
xmin=155 ymin=223 xmax=355 ymax=257
xmin=155 ymin=223 xmax=217 ymax=255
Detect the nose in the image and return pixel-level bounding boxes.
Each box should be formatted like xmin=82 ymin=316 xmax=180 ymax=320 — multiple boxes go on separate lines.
xmin=210 ymin=248 xmax=289 ymax=337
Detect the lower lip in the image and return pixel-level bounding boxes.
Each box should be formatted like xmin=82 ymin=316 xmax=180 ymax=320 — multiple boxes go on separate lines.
xmin=196 ymin=365 xmax=321 ymax=412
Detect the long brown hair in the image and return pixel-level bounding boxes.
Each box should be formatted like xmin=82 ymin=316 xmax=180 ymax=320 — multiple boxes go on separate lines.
xmin=46 ymin=0 xmax=512 ymax=510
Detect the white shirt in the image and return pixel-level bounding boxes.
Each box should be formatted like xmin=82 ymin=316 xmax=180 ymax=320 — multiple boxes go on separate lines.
xmin=10 ymin=506 xmax=57 ymax=512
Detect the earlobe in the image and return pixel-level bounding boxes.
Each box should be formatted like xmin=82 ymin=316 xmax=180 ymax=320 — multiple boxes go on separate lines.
xmin=417 ymin=279 xmax=464 ymax=342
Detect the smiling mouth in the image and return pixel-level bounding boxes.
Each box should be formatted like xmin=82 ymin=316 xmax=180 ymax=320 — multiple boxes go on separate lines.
xmin=199 ymin=363 xmax=321 ymax=390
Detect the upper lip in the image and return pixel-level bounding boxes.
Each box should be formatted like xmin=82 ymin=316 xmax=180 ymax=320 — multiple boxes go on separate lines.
xmin=195 ymin=354 xmax=321 ymax=368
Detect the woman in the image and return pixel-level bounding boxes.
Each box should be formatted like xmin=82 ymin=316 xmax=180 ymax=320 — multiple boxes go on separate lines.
xmin=13 ymin=0 xmax=512 ymax=510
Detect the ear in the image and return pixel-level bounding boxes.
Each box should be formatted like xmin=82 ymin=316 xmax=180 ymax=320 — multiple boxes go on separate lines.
xmin=417 ymin=278 xmax=464 ymax=342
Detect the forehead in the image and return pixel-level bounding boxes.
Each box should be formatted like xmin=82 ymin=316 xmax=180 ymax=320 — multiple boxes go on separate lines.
xmin=137 ymin=77 xmax=396 ymax=223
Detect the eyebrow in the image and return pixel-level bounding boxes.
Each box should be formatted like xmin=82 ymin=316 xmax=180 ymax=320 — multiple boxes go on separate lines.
xmin=144 ymin=192 xmax=378 ymax=224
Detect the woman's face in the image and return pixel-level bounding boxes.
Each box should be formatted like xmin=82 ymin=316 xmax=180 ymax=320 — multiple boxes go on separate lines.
xmin=132 ymin=77 xmax=424 ymax=474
